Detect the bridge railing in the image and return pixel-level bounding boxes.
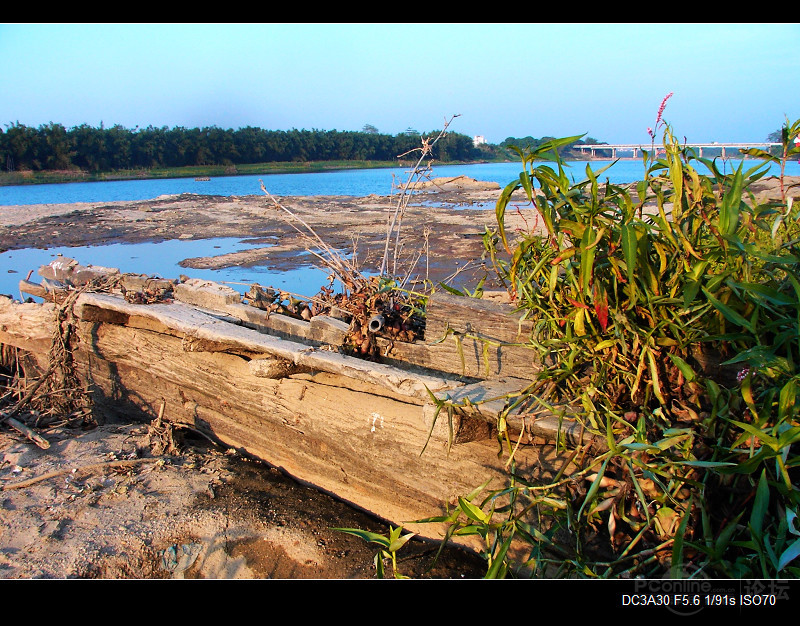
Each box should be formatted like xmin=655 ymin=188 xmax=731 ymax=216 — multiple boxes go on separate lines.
xmin=574 ymin=143 xmax=781 ymax=159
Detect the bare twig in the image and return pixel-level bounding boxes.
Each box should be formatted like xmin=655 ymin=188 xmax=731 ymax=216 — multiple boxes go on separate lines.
xmin=380 ymin=114 xmax=461 ymax=278
xmin=0 ymin=363 xmax=56 ymax=423
xmin=258 ymin=182 xmax=370 ymax=294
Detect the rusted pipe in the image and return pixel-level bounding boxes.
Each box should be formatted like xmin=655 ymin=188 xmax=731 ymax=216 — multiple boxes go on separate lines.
xmin=368 ymin=314 xmax=385 ymax=333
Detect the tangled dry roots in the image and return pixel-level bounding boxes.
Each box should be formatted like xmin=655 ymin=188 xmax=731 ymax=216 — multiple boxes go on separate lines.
xmin=32 ymin=276 xmax=121 ymax=428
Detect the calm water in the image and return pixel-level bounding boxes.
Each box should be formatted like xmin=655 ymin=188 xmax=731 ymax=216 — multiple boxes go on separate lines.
xmin=3 ymin=159 xmax=797 ymax=206
xmin=0 ymin=238 xmax=331 ymax=300
xmin=2 ymin=159 xmax=798 ymax=299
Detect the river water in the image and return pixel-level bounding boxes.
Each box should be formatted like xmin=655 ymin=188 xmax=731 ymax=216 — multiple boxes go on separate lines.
xmin=3 ymin=159 xmax=798 ymax=206
xmin=2 ymin=159 xmax=798 ymax=299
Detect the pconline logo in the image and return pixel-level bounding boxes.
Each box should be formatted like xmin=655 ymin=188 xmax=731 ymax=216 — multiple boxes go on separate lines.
xmin=630 ymin=565 xmax=713 ymax=616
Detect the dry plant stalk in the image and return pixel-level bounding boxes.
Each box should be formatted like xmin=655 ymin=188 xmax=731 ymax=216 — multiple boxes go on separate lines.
xmin=258 ymin=114 xmax=459 ymax=292
xmin=43 ymin=276 xmax=119 ymax=421
xmin=381 ymin=114 xmax=460 ymax=278
xmin=253 ymin=116 xmax=462 ymax=358
xmin=259 ymin=181 xmax=371 ymax=295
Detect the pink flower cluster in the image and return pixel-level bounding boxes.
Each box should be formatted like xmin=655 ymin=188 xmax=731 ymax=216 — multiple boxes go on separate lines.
xmin=648 ymin=92 xmax=674 ymax=140
xmin=656 ymin=92 xmax=674 ymax=124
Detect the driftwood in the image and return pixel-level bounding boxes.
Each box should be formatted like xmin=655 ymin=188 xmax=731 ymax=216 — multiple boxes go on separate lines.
xmin=18 ymin=279 xmax=68 ymax=303
xmin=423 ymin=292 xmax=540 ymax=379
xmin=1 ymin=268 xmax=594 ymax=547
xmin=3 ymin=416 xmax=50 ymax=450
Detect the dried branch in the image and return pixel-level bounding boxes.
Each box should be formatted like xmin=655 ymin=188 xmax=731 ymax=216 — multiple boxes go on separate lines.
xmin=4 ymin=417 xmax=50 ymax=449
xmin=380 ymin=114 xmax=461 ymax=278
xmin=259 ymin=182 xmax=370 ymax=294
xmin=0 ymin=363 xmax=56 ymax=423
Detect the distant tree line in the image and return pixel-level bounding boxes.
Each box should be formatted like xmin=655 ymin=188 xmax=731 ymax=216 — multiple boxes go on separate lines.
xmin=498 ymin=135 xmax=609 ymax=158
xmin=0 ymin=122 xmax=482 ymax=173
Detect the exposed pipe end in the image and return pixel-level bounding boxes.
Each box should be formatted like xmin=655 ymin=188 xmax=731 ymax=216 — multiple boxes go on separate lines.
xmin=368 ymin=314 xmax=385 ymax=333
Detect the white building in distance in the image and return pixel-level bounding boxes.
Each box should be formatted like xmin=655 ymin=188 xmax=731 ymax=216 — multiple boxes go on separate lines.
xmin=473 ymin=135 xmax=487 ymax=146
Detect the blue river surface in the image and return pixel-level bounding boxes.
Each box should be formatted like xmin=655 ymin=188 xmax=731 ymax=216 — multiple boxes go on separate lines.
xmin=3 ymin=159 xmax=798 ymax=206
xmin=2 ymin=159 xmax=799 ymax=299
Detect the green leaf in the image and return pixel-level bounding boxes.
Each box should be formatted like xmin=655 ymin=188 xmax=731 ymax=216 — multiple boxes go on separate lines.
xmin=671 ymin=498 xmax=693 ymax=578
xmin=646 ymin=348 xmax=666 ymax=404
xmin=721 ymin=345 xmax=779 ymax=369
xmin=437 ymin=283 xmax=464 ymax=296
xmin=683 ymin=278 xmax=701 ymax=309
xmin=496 ymin=179 xmax=520 ymax=252
xmin=687 ymin=260 xmax=710 ymax=282
xmin=702 ymin=287 xmax=755 ymax=333
xmin=778 ymin=425 xmax=800 ymax=448
xmin=619 ymin=442 xmax=661 ymax=452
xmin=485 ymin=531 xmax=515 ymax=579
xmin=535 ymin=134 xmax=585 ymax=156
xmin=519 ymin=169 xmax=533 ymax=201
xmin=750 ymin=469 xmax=769 ymax=540
xmin=620 ymin=223 xmax=638 ymax=287
xmin=560 ymin=220 xmax=586 ymax=240
xmin=670 ymin=460 xmax=736 ymax=468
xmin=452 ymin=525 xmax=485 ymax=537
xmin=374 ymin=552 xmax=385 ymax=578
xmin=668 ymin=354 xmax=697 ymax=383
xmin=778 ymin=378 xmax=798 ymax=422
xmin=593 ymin=339 xmax=617 ymax=351
xmin=458 ymin=496 xmax=490 ymax=524
xmin=578 ymin=457 xmax=610 ymax=519
xmin=740 ymin=244 xmax=798 ymax=264
xmin=579 ymin=225 xmax=597 ymax=296
xmin=731 ymin=282 xmax=795 ymax=306
xmin=388 ymin=528 xmax=416 ymax=553
xmin=719 ymin=162 xmax=744 ymax=236
xmin=654 ymin=434 xmax=691 ymax=451
xmin=715 ymin=511 xmax=744 ymax=559
xmin=741 ymin=147 xmax=780 ymax=165
xmin=333 ymin=528 xmax=390 ymax=548
xmin=778 ymin=537 xmax=800 ymax=571
xmin=730 ymin=420 xmax=780 ymax=451
xmin=464 ymin=478 xmax=493 ymax=503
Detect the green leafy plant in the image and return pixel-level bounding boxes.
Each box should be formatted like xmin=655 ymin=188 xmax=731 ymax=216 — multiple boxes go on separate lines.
xmin=333 ymin=525 xmax=417 ymax=578
xmin=426 ymin=106 xmax=800 ymax=578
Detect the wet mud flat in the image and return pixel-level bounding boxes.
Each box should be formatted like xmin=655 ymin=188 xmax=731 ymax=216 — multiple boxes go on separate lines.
xmin=0 ymin=187 xmax=529 ymax=292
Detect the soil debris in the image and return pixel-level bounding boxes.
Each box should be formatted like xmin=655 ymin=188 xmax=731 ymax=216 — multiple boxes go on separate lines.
xmin=0 ymin=416 xmax=486 ymax=579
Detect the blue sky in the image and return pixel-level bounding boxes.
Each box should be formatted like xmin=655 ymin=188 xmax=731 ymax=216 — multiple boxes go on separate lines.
xmin=1 ymin=23 xmax=798 ymax=145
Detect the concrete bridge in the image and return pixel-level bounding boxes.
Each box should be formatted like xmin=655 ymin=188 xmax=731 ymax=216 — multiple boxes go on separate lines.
xmin=574 ymin=142 xmax=781 ymax=159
